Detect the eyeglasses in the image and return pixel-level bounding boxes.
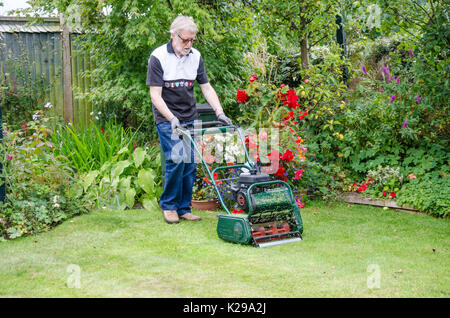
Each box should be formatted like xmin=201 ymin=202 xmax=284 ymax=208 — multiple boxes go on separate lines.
xmin=176 ymin=33 xmax=196 ymax=44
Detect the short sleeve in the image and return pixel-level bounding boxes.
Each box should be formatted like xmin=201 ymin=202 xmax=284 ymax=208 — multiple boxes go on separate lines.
xmin=196 ymin=56 xmax=209 ymax=84
xmin=146 ymin=55 xmax=164 ymax=86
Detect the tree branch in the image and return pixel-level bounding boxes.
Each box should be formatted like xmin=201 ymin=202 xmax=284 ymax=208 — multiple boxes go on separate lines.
xmin=309 ymin=34 xmax=329 ymax=48
xmin=411 ymin=0 xmax=435 ymax=24
xmin=167 ymin=0 xmax=173 ymax=11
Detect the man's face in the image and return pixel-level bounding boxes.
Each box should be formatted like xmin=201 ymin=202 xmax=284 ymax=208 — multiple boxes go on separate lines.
xmin=171 ymin=30 xmax=196 ymax=57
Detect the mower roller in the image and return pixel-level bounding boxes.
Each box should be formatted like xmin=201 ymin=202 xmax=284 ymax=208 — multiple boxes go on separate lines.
xmin=176 ymin=121 xmax=303 ymax=248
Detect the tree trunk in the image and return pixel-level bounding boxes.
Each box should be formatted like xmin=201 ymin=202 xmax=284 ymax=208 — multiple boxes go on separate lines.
xmin=300 ymin=35 xmax=309 ymax=70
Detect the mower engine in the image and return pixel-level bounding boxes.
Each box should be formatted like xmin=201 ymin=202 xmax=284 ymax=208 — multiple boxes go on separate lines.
xmin=229 ymin=168 xmax=270 ymax=213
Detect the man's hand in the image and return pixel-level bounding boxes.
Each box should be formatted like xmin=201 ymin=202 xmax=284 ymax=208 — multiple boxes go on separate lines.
xmin=170 ymin=117 xmax=181 ymax=132
xmin=217 ymin=113 xmax=232 ymax=126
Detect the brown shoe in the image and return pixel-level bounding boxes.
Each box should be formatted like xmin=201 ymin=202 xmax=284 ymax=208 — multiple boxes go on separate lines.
xmin=180 ymin=212 xmax=201 ymax=221
xmin=162 ymin=210 xmax=179 ymax=224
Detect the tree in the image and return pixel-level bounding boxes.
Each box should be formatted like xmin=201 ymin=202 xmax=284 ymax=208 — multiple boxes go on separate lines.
xmin=254 ymin=0 xmax=342 ymax=70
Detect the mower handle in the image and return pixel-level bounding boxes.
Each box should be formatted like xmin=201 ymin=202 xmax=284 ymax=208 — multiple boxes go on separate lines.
xmin=176 ymin=121 xmax=238 ymax=138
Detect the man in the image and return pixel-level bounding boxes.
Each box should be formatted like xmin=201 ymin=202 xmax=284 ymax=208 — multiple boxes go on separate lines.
xmin=147 ymin=15 xmax=232 ymax=224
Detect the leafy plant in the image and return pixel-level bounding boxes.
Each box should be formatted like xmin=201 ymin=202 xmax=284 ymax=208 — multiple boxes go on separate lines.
xmin=0 ymin=110 xmax=89 ymax=240
xmin=79 ymin=146 xmax=162 ymax=211
xmin=397 ymin=176 xmax=450 ymax=218
xmin=49 ymin=119 xmax=140 ymax=173
xmin=192 ymin=173 xmax=218 ymax=202
xmin=364 ymin=165 xmax=404 ymax=198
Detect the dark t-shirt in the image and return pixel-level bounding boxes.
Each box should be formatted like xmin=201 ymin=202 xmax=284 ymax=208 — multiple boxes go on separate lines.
xmin=146 ymin=40 xmax=209 ymax=124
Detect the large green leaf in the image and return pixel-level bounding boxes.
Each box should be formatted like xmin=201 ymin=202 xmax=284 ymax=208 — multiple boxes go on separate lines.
xmin=142 ymin=197 xmax=159 ymax=212
xmin=111 ymin=160 xmax=131 ymax=179
xmin=81 ymin=170 xmax=99 ymax=192
xmin=132 ymin=147 xmax=146 ymax=168
xmin=138 ymin=169 xmax=155 ymax=194
xmin=124 ymin=188 xmax=136 ymax=209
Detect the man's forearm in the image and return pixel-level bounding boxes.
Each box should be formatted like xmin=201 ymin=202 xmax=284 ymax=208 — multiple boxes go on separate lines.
xmin=150 ymin=86 xmax=175 ymax=121
xmin=200 ymin=83 xmax=224 ymax=116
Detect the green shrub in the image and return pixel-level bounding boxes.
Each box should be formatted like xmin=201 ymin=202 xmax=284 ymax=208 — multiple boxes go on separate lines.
xmin=397 ymin=176 xmax=450 ymax=218
xmin=0 ymin=112 xmax=90 ymax=239
xmin=78 ymin=146 xmax=162 ymax=211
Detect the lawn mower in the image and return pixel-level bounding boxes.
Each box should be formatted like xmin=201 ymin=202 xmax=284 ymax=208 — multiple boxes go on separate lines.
xmin=176 ymin=121 xmax=303 ymax=248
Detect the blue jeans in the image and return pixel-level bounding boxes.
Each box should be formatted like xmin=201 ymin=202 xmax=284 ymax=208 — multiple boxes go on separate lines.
xmin=156 ymin=120 xmax=196 ymax=216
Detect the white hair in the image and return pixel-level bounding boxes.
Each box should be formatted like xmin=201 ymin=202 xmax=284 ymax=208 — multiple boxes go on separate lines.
xmin=169 ymin=15 xmax=198 ymax=35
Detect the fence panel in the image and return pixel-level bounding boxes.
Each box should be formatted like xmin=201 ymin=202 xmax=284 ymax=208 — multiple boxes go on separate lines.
xmin=0 ymin=18 xmax=96 ymax=127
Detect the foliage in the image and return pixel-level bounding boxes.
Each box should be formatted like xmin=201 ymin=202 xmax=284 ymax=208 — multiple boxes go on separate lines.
xmin=354 ymin=165 xmax=405 ymax=199
xmin=253 ymin=0 xmax=341 ymax=69
xmin=235 ymin=47 xmax=349 ymax=198
xmin=192 ymin=170 xmax=218 ymax=202
xmin=78 ymin=146 xmax=162 ymax=211
xmin=0 ymin=57 xmax=50 ymax=130
xmin=397 ymin=175 xmax=450 ymax=218
xmin=0 ymin=110 xmax=89 ymax=240
xmin=49 ymin=119 xmax=140 ymax=173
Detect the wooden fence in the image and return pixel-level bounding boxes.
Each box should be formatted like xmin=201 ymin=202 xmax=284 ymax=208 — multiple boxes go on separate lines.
xmin=0 ymin=16 xmax=96 ymax=126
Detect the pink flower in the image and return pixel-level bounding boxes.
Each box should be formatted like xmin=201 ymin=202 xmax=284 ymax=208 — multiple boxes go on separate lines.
xmin=396 ymin=77 xmax=400 ymax=84
xmin=293 ymin=169 xmax=304 ymax=180
xmin=259 ymin=130 xmax=267 ymax=141
xmin=402 ymin=120 xmax=408 ymax=129
xmin=416 ymin=94 xmax=421 ymax=104
xmin=408 ymin=49 xmax=413 ymax=57
xmin=379 ymin=88 xmax=384 ymax=93
xmin=361 ymin=65 xmax=367 ymax=75
xmin=382 ymin=66 xmax=389 ymax=75
xmin=296 ymin=199 xmax=305 ymax=208
xmin=389 ymin=95 xmax=396 ymax=103
xmin=8 ymin=155 xmax=12 ymax=160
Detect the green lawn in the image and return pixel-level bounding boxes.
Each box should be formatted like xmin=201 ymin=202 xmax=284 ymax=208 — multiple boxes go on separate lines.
xmin=0 ymin=200 xmax=448 ymax=297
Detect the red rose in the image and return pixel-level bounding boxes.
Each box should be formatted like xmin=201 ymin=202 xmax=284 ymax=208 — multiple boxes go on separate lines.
xmin=274 ymin=165 xmax=287 ymax=181
xmin=281 ymin=149 xmax=294 ymax=162
xmin=382 ymin=190 xmax=387 ymax=196
xmin=249 ymin=75 xmax=258 ymax=82
xmin=298 ymin=109 xmax=308 ymax=119
xmin=284 ymin=90 xmax=300 ymax=109
xmin=390 ymin=192 xmax=396 ymax=198
xmin=236 ymin=89 xmax=249 ymax=103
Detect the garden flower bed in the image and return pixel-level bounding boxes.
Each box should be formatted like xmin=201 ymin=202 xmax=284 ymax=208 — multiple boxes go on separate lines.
xmin=338 ymin=192 xmax=420 ymax=213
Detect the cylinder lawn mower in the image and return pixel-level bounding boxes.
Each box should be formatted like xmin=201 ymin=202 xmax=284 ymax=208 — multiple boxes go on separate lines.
xmin=177 ymin=121 xmax=303 ymax=248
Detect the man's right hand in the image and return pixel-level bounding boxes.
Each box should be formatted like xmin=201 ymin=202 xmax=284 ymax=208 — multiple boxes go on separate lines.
xmin=170 ymin=117 xmax=181 ymax=132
